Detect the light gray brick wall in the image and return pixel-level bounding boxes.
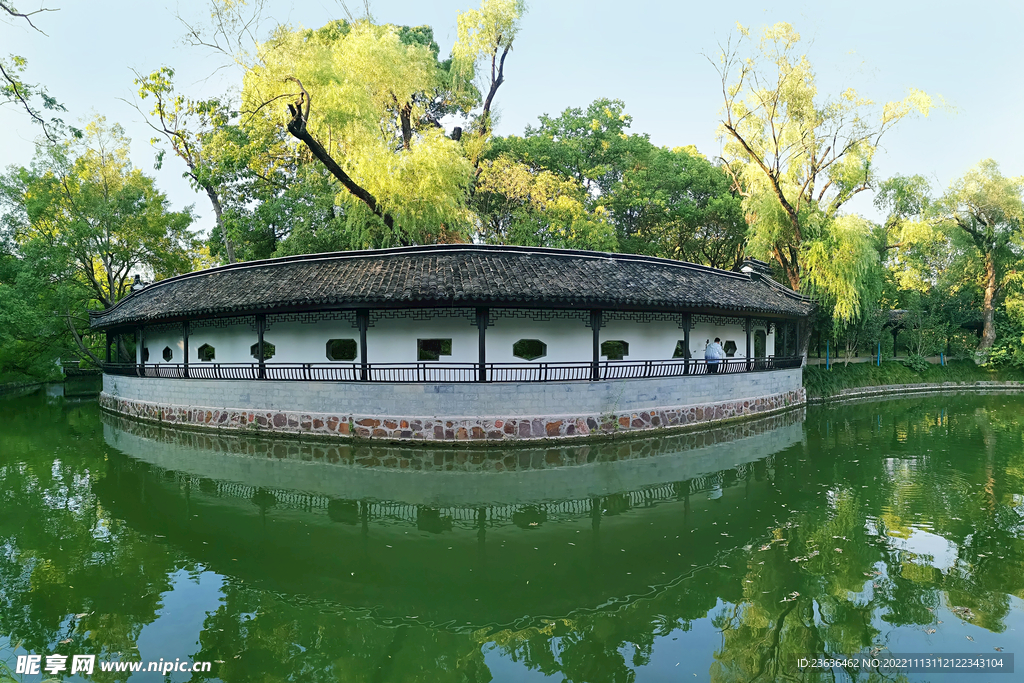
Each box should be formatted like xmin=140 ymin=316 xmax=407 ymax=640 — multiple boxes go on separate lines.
xmin=104 ymin=369 xmax=802 ymax=419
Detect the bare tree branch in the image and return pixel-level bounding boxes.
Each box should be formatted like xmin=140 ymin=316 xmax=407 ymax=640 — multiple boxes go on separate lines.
xmin=0 ymin=0 xmax=57 ymax=34
xmin=282 ymin=77 xmax=401 ymax=237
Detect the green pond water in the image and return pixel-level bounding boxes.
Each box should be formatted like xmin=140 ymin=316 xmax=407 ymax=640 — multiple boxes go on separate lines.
xmin=2 ymin=383 xmax=1024 ymax=682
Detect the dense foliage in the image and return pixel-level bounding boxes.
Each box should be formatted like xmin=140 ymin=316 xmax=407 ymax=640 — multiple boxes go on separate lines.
xmin=803 ymin=360 xmax=1024 ymax=398
xmin=0 ymin=7 xmax=1022 ymax=381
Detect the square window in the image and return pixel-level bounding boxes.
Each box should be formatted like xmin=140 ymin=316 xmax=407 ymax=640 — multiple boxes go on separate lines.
xmin=417 ymin=339 xmax=452 ymax=361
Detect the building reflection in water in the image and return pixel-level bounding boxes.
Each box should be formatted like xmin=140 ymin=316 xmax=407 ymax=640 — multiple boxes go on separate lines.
xmin=99 ymin=409 xmax=805 ymax=628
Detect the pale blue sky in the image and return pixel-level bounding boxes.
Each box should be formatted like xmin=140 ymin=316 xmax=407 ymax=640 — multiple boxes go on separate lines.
xmin=2 ymin=0 xmax=1022 ymax=232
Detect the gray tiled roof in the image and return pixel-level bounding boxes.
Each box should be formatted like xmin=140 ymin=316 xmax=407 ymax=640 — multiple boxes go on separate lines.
xmin=90 ymin=245 xmax=814 ymax=329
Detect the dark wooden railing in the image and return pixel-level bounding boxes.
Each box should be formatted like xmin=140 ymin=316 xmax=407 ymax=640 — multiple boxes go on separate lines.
xmin=103 ymin=356 xmax=803 ymax=382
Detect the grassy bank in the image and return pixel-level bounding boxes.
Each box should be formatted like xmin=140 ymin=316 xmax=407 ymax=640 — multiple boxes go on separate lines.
xmin=803 ymin=360 xmax=1024 ymax=398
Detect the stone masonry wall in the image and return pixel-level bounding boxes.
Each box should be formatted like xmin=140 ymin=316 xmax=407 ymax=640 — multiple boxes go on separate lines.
xmin=100 ymin=369 xmax=805 ymax=442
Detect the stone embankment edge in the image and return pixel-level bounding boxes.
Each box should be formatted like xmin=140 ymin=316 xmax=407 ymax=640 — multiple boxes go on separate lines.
xmin=0 ymin=381 xmax=45 ymax=395
xmin=98 ymin=387 xmax=805 ymax=444
xmin=807 ymin=380 xmax=1024 ymax=404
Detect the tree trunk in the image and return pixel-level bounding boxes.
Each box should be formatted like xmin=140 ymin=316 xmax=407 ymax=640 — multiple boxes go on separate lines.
xmin=478 ymin=46 xmax=509 ymax=138
xmin=64 ymin=315 xmax=103 ymax=366
xmin=286 ymin=101 xmax=399 ymax=234
xmin=978 ymin=250 xmax=997 ymax=354
xmin=399 ymin=104 xmax=413 ymax=151
xmin=772 ymin=247 xmax=801 ymax=291
xmin=116 ymin=335 xmax=131 ymax=363
xmin=206 ymin=186 xmax=236 ymax=264
xmin=798 ymin=318 xmax=813 ymax=362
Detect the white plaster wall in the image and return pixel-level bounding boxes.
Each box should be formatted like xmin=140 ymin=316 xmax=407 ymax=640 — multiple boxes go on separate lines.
xmin=143 ymin=328 xmax=184 ymax=364
xmin=367 ymin=315 xmax=479 ymax=364
xmin=685 ymin=323 xmax=776 ymax=359
xmin=487 ymin=314 xmax=592 ymax=364
xmin=600 ymin=319 xmax=685 ymax=360
xmin=265 ymin=320 xmax=360 ymax=364
xmin=188 ymin=320 xmax=257 ymax=364
xmin=691 ymin=322 xmax=747 ymax=359
xmin=133 ymin=312 xmax=785 ymax=366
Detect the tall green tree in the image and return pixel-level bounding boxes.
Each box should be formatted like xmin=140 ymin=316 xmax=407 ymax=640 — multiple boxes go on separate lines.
xmin=133 ymin=68 xmax=242 ymax=263
xmin=242 ymin=16 xmax=486 ymax=245
xmin=491 ymin=98 xmax=646 ymax=198
xmin=607 ymin=145 xmax=747 ymax=268
xmin=474 ymin=155 xmax=617 ymax=250
xmin=935 ymin=160 xmax=1024 ymax=354
xmin=713 ymin=22 xmax=933 ymax=322
xmin=480 ymin=98 xmax=747 ymax=267
xmin=0 ymin=117 xmax=198 ymax=362
xmin=452 ymin=0 xmax=526 ymax=141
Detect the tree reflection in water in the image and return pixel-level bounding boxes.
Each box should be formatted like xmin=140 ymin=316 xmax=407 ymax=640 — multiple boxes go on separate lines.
xmin=1 ymin=389 xmax=1023 ymax=682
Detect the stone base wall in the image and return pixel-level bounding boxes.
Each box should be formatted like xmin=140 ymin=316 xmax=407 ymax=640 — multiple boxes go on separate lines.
xmin=100 ymin=371 xmax=805 ymax=442
xmin=808 ymin=380 xmax=1024 ymax=403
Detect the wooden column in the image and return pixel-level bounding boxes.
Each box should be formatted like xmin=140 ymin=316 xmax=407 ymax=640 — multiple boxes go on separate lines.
xmin=256 ymin=314 xmax=266 ymax=379
xmin=357 ymin=310 xmax=369 ymax=381
xmin=683 ymin=313 xmax=691 ymax=375
xmin=105 ymin=331 xmax=111 ymax=364
xmin=137 ymin=326 xmax=144 ymax=376
xmin=745 ymin=317 xmax=752 ymax=370
xmin=476 ymin=307 xmax=489 ymax=382
xmin=795 ymin=319 xmax=802 ymax=365
xmin=590 ymin=310 xmax=602 ymax=381
xmin=182 ymin=320 xmax=190 ymax=379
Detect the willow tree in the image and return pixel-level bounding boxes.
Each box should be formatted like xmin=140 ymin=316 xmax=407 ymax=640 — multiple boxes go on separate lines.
xmin=936 ymin=160 xmax=1024 ymax=354
xmin=713 ymin=22 xmax=933 ymax=323
xmin=243 ymin=18 xmax=482 ymax=246
xmin=452 ymin=0 xmax=527 ymax=140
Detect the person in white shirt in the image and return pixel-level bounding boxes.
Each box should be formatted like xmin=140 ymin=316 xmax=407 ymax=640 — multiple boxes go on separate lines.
xmin=705 ymin=337 xmax=725 ymax=373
